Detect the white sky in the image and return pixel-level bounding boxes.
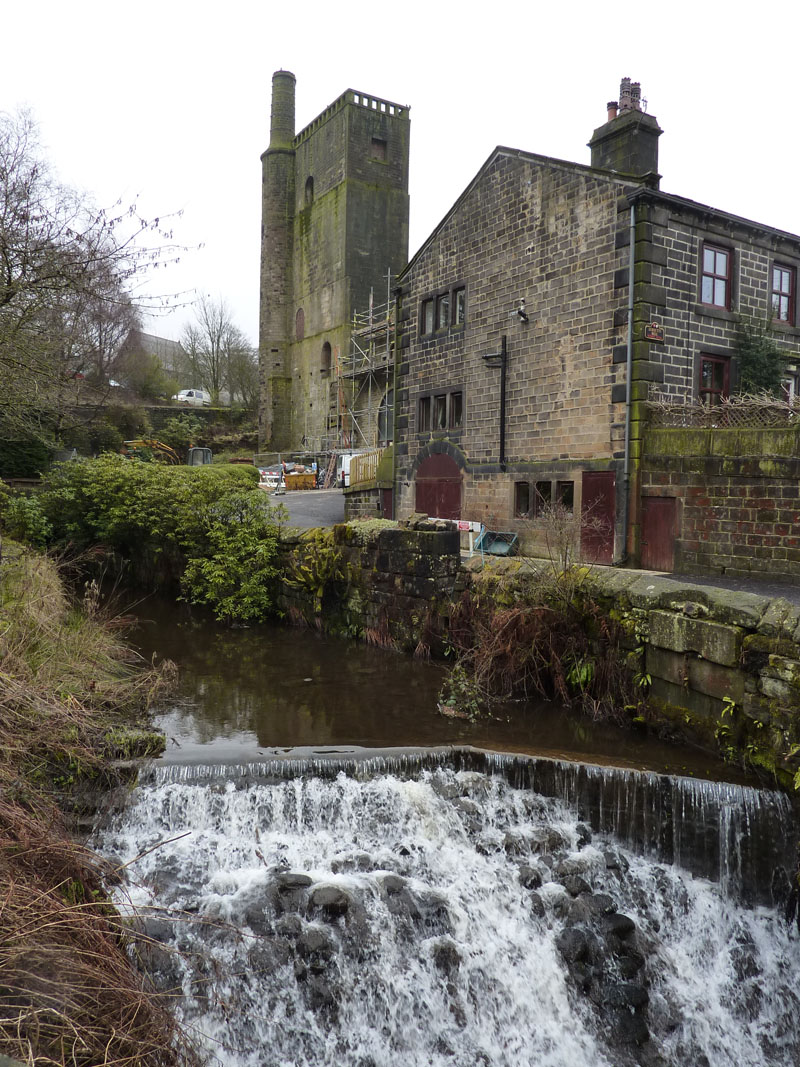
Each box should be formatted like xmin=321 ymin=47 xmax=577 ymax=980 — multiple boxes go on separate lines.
xmin=4 ymin=1 xmax=799 ymax=347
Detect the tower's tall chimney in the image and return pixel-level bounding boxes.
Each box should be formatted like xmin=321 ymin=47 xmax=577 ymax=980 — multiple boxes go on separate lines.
xmin=269 ymin=69 xmax=296 ymax=149
xmin=588 ymin=77 xmax=662 ymax=187
xmin=258 ymin=71 xmax=297 ymax=449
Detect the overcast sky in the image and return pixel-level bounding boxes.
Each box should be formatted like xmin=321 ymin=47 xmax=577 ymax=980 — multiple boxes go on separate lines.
xmin=4 ymin=1 xmax=798 ymax=349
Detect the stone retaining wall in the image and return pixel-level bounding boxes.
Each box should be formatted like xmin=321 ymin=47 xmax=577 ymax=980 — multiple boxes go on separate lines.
xmin=592 ymin=569 xmax=800 ymax=783
xmin=282 ymin=524 xmax=800 ymax=784
xmin=278 ymin=522 xmax=462 ymax=646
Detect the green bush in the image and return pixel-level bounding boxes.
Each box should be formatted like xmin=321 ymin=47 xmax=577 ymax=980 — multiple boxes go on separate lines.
xmin=181 ymin=492 xmax=282 ymax=622
xmin=104 ymin=404 xmax=152 ymax=440
xmin=89 ymin=420 xmax=124 ymax=455
xmin=158 ymin=414 xmax=204 ymax=453
xmin=0 ymin=438 xmax=52 ymax=478
xmin=38 ymin=455 xmax=278 ymax=620
xmin=1 ymin=494 xmax=53 ymax=547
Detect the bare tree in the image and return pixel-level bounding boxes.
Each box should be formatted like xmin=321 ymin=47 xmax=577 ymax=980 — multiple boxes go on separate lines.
xmin=181 ymin=296 xmax=253 ymax=405
xmin=0 ymin=109 xmax=182 ymax=444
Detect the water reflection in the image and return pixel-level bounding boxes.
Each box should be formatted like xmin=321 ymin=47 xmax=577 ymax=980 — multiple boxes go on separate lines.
xmin=131 ymin=597 xmax=752 ymax=781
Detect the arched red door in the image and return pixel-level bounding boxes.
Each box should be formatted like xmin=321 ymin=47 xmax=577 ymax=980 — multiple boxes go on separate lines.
xmin=414 ymin=454 xmax=462 ymax=519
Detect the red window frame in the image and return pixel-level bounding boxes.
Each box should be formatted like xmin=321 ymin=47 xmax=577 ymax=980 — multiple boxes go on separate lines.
xmin=772 ymin=264 xmax=796 ymax=324
xmin=699 ymin=354 xmax=730 ymax=406
xmin=701 ymin=243 xmax=732 ymax=309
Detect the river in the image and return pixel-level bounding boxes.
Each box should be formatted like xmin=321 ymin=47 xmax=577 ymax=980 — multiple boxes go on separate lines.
xmin=90 ymin=600 xmax=800 ymax=1067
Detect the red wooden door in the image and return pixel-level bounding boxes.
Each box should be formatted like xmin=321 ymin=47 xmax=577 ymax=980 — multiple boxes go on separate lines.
xmin=415 ymin=454 xmax=462 ymax=520
xmin=581 ymin=471 xmax=616 ymax=564
xmin=640 ymin=497 xmax=676 ymax=572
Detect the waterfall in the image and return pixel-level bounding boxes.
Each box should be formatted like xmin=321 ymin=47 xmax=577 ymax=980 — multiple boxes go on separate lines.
xmin=94 ymin=751 xmax=800 ymax=1067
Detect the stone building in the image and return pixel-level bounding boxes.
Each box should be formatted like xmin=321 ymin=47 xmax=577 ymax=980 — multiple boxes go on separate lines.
xmin=394 ymin=79 xmax=800 ymax=570
xmin=258 ymin=71 xmax=410 ymax=453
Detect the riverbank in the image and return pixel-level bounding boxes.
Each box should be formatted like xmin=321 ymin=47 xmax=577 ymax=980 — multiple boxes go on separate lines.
xmin=0 ymin=543 xmax=194 ymax=1067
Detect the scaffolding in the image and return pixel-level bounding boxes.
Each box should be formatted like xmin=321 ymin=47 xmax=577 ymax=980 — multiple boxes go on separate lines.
xmin=324 ymin=271 xmax=395 ymax=452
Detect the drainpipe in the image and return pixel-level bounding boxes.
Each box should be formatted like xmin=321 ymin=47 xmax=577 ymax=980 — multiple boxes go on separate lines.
xmin=390 ymin=284 xmax=402 ymax=519
xmin=482 ymin=334 xmax=508 ymax=473
xmin=618 ymin=203 xmax=636 ymax=564
xmin=499 ymin=334 xmax=507 ymax=473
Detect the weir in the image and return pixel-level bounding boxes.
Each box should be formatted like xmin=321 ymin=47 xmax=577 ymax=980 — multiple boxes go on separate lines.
xmin=96 ymin=752 xmax=800 ymax=1067
xmin=143 ymin=745 xmax=795 ymax=905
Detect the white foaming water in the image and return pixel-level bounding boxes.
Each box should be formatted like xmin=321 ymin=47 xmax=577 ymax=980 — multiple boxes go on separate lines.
xmin=94 ymin=766 xmax=800 ymax=1067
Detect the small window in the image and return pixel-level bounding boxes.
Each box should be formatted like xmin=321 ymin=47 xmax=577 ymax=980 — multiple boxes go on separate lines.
xmin=418 ymin=395 xmax=431 ymax=431
xmin=782 ymin=369 xmax=799 ymax=403
xmin=772 ymin=265 xmax=796 ymax=324
xmin=304 ymin=176 xmax=314 ymax=206
xmin=534 ymin=481 xmax=552 ymax=515
xmin=370 ymin=137 xmax=387 ymax=161
xmin=699 ymin=354 xmax=729 ymax=406
xmin=514 ymin=482 xmax=530 ymax=518
xmin=433 ymin=394 xmax=447 ymax=430
xmin=453 ymin=287 xmax=466 ymax=326
xmin=449 ymin=391 xmax=463 ymax=430
xmin=556 ymin=481 xmax=574 ymax=513
xmin=321 ymin=341 xmax=332 ymax=373
xmin=378 ymin=389 xmax=394 ymax=443
xmin=421 ymin=299 xmax=434 ymax=336
xmin=436 ymin=293 xmax=450 ymax=330
xmin=701 ymin=244 xmax=731 ymax=309
xmin=295 ymin=308 xmax=305 ymax=341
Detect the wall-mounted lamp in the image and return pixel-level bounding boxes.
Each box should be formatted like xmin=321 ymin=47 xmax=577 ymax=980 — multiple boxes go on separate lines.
xmin=512 ymin=299 xmax=529 ymax=324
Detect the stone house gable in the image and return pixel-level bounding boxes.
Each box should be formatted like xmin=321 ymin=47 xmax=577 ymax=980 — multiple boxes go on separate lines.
xmin=395 ymin=146 xmax=636 ymax=559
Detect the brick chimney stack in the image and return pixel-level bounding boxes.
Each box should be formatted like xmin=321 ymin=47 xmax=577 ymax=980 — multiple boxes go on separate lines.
xmin=588 ymin=77 xmax=662 ymax=187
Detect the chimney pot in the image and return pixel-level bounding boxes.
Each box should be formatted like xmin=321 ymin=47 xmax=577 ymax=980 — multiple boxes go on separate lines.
xmin=607 ymin=100 xmax=619 ymax=122
xmin=619 ymin=76 xmax=632 ymax=112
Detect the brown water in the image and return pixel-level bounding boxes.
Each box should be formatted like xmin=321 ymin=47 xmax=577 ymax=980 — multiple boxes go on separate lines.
xmin=131 ymin=596 xmax=751 ymax=781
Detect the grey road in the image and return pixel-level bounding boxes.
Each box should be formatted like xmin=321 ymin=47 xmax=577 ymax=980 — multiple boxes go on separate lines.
xmin=265 ymin=487 xmax=345 ymax=529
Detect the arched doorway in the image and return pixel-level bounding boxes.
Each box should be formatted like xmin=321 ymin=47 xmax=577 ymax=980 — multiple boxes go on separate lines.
xmin=414 ymin=453 xmax=462 ymax=519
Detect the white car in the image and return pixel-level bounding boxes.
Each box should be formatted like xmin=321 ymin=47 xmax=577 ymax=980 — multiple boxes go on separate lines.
xmin=172 ymin=388 xmax=210 ymax=406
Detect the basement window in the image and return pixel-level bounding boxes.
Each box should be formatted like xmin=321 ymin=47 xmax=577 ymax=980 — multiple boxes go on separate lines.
xmin=514 ymin=481 xmax=530 ymax=518
xmin=534 ymin=480 xmax=552 ymax=515
xmin=556 ymin=481 xmax=574 ymax=514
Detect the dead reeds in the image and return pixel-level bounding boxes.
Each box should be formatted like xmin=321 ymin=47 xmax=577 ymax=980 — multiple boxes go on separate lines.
xmin=445 ymin=573 xmax=638 ymax=723
xmin=0 ymin=545 xmax=195 ymax=1067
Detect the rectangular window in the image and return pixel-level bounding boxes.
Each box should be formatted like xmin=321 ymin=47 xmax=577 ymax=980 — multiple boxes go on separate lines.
xmin=418 ymin=395 xmax=431 ymax=431
xmin=534 ymin=480 xmax=552 ymax=515
xmin=772 ymin=265 xmax=795 ymax=323
xmin=436 ymin=293 xmax=450 ymax=330
xmin=699 ymin=354 xmax=730 ymax=406
xmin=370 ymin=137 xmax=387 ymax=161
xmin=433 ymin=394 xmax=448 ymax=430
xmin=421 ymin=299 xmax=435 ymax=336
xmin=701 ymin=244 xmax=731 ymax=308
xmin=514 ymin=482 xmax=530 ymax=518
xmin=556 ymin=481 xmax=574 ymax=513
xmin=419 ymin=284 xmax=466 ymax=335
xmin=449 ymin=391 xmax=463 ymax=429
xmin=453 ymin=287 xmax=466 ymax=326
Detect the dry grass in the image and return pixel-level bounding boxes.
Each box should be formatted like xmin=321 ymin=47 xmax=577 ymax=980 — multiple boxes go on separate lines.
xmin=0 ymin=544 xmax=196 ymax=1067
xmin=447 ymin=576 xmax=638 ymax=723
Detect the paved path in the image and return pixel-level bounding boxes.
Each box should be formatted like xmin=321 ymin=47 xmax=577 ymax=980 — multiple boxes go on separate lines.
xmin=266 ymin=488 xmax=345 ymax=529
